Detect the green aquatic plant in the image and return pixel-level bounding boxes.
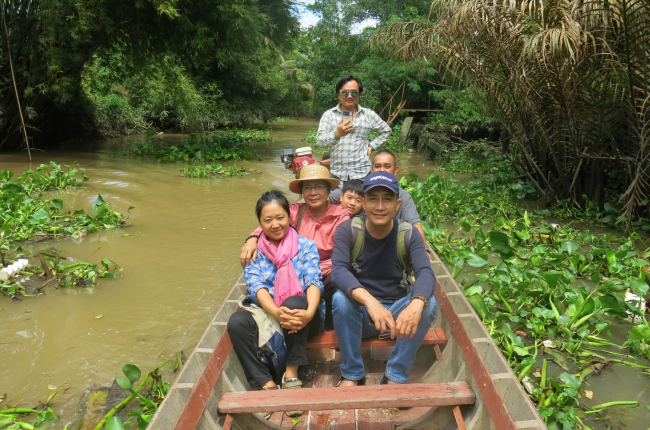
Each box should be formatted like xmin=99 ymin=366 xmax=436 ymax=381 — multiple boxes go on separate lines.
xmin=10 ymin=162 xmax=89 ymax=191
xmin=1 ymin=162 xmax=129 ymax=246
xmin=441 ymin=140 xmax=512 ymax=175
xmin=0 ymin=163 xmax=128 ymax=298
xmin=121 ymin=130 xmax=265 ymax=163
xmin=95 ymin=362 xmax=172 ymax=430
xmin=0 ymin=184 xmax=129 ymax=245
xmin=179 ymin=164 xmax=247 ymax=178
xmin=0 ymin=388 xmax=61 ymax=428
xmin=0 ymin=251 xmax=121 ymax=298
xmin=405 ymin=166 xmax=650 ymax=428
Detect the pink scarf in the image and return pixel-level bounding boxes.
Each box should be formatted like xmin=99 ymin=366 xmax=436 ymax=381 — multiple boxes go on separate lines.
xmin=257 ymin=228 xmax=303 ymax=308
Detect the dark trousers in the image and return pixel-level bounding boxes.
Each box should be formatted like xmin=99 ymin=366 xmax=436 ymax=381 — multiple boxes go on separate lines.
xmin=322 ymin=273 xmax=336 ymax=330
xmin=227 ymin=295 xmax=321 ymax=388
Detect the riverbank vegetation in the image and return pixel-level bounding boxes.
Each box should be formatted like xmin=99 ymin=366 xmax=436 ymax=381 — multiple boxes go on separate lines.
xmin=405 ymin=145 xmax=650 ymax=429
xmin=1 ymin=162 xmax=127 ymax=298
xmin=375 ymin=0 xmax=650 ymax=224
xmin=1 ymin=0 xmax=303 ymax=149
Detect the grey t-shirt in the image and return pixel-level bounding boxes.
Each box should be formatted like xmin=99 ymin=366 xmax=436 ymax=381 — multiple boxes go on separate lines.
xmin=397 ymin=188 xmax=421 ymax=226
xmin=330 ymin=185 xmax=421 ymax=226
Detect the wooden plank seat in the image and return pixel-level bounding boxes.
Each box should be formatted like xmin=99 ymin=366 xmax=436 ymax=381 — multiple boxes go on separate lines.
xmin=306 ymin=327 xmax=447 ymax=349
xmin=218 ymin=382 xmax=475 ymax=414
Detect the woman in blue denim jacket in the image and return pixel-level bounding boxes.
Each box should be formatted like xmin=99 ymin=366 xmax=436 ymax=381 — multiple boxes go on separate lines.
xmin=227 ymin=190 xmax=324 ymax=414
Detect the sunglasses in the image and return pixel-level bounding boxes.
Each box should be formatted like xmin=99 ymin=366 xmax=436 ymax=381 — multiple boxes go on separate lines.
xmin=340 ymin=90 xmax=359 ymax=98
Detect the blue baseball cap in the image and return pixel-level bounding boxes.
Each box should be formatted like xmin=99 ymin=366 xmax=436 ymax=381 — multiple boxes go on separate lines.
xmin=363 ymin=171 xmax=399 ymax=194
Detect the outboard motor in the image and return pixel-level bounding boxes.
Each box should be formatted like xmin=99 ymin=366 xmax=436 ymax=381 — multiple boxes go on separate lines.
xmin=280 ymin=147 xmax=315 ymax=178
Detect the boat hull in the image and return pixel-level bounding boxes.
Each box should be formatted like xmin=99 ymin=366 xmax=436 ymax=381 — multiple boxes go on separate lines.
xmin=148 ymin=251 xmax=547 ymax=429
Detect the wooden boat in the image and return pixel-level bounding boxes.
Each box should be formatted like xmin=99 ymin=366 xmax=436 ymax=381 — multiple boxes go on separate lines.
xmin=148 ymin=251 xmax=547 ymax=429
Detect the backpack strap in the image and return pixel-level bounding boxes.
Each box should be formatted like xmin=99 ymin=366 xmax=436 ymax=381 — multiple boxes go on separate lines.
xmin=397 ymin=220 xmax=413 ymax=271
xmin=350 ymin=217 xmax=412 ymax=273
xmin=295 ymin=204 xmax=307 ymax=232
xmin=350 ymin=217 xmax=365 ymax=271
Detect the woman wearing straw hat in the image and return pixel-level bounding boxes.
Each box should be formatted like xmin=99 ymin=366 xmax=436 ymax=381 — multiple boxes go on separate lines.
xmin=241 ymin=164 xmax=350 ymax=325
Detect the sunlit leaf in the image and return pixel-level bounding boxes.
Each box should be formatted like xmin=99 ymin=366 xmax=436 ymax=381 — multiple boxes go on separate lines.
xmin=561 ymin=241 xmax=579 ymax=254
xmin=29 ymin=208 xmax=50 ymax=225
xmin=513 ymin=346 xmax=529 ymax=356
xmin=465 ymin=285 xmax=483 ymax=296
xmin=467 ymin=253 xmax=488 ymax=268
xmin=559 ymin=372 xmax=581 ymax=388
xmin=122 ymin=364 xmax=141 ymax=384
xmin=630 ymin=279 xmax=649 ymax=296
xmin=105 ymin=417 xmax=125 ymax=430
xmin=115 ymin=374 xmax=132 ymax=390
xmin=629 ymin=325 xmax=650 ymax=340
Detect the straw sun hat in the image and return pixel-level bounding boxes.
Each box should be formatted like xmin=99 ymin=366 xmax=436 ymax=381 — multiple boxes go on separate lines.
xmin=288 ymin=164 xmax=340 ymax=194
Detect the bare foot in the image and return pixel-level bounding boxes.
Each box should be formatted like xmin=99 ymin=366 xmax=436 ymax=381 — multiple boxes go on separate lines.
xmin=338 ymin=379 xmax=360 ymax=387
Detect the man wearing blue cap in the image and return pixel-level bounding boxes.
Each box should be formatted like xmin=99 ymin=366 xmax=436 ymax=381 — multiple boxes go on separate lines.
xmin=330 ymin=171 xmax=438 ymax=387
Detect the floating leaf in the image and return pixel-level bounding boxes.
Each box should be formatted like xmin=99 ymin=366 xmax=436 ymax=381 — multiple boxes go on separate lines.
xmin=464 ymin=285 xmax=483 ymax=296
xmin=629 ymin=325 xmax=650 ymax=340
xmin=51 ymin=198 xmax=63 ymax=209
xmin=467 ymin=253 xmax=488 ymax=268
xmin=115 ymin=374 xmax=132 ymax=390
xmin=561 ymin=241 xmax=579 ymax=254
xmin=2 ymin=182 xmax=23 ymax=194
xmin=630 ymin=279 xmax=649 ymax=296
xmin=513 ymin=346 xmax=530 ymax=356
xmin=94 ymin=314 xmax=104 ymax=319
xmin=559 ymin=372 xmax=581 ymax=388
xmin=122 ymin=364 xmax=141 ymax=384
xmin=467 ymin=294 xmax=489 ymax=319
xmin=105 ymin=417 xmax=125 ymax=430
xmin=47 ymin=385 xmax=57 ymax=390
xmin=29 ymin=209 xmax=50 ymax=225
xmin=475 ymin=228 xmax=485 ymax=242
xmin=489 ymin=231 xmax=513 ymax=255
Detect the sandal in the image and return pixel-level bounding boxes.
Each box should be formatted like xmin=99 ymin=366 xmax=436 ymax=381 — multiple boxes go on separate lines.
xmin=282 ymin=373 xmax=304 ymax=417
xmin=336 ymin=375 xmax=366 ymax=387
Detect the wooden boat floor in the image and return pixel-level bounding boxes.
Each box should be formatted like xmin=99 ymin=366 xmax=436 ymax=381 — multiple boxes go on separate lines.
xmin=266 ymin=358 xmax=435 ymax=429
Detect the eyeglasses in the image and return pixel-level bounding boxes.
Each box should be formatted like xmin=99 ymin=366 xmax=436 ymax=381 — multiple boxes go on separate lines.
xmin=340 ymin=90 xmax=359 ymax=99
xmin=302 ymin=184 xmax=327 ymax=193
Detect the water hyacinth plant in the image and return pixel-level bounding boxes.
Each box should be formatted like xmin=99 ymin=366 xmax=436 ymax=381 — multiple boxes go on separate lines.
xmin=403 ymin=159 xmax=649 ymax=428
xmin=1 ymin=163 xmax=128 ymax=298
xmin=179 ymin=164 xmax=247 ymax=178
xmin=121 ymin=128 xmax=270 ymax=163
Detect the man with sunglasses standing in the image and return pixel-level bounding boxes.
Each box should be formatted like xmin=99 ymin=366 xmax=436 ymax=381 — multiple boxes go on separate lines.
xmin=316 ymin=75 xmax=392 ymax=204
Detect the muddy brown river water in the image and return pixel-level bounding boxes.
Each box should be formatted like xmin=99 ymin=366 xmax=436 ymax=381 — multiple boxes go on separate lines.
xmin=1 ymin=121 xmax=648 ymax=429
xmin=0 ymin=121 xmax=436 ymax=428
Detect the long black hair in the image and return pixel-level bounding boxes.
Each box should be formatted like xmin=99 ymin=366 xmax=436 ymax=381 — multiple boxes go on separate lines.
xmin=255 ymin=190 xmax=291 ymax=222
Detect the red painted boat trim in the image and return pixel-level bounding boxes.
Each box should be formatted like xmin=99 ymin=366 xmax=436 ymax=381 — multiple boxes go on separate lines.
xmin=174 ymin=331 xmax=233 ymax=430
xmin=435 ymin=277 xmax=518 ymax=430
